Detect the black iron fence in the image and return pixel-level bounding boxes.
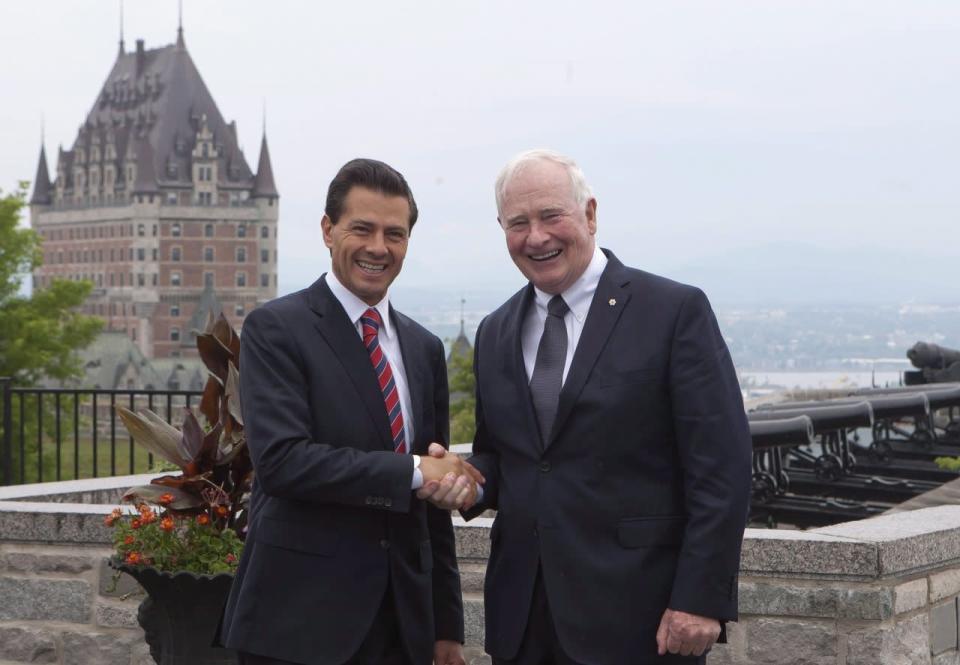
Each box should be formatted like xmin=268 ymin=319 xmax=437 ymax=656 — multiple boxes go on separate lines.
xmin=0 ymin=377 xmax=202 ymax=486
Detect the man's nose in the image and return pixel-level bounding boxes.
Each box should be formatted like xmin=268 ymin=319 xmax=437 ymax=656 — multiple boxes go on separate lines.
xmin=366 ymin=232 xmax=388 ymax=256
xmin=527 ymin=220 xmax=549 ymax=246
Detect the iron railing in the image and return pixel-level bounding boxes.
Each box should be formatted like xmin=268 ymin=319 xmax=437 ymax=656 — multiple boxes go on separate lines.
xmin=0 ymin=377 xmax=202 ymax=486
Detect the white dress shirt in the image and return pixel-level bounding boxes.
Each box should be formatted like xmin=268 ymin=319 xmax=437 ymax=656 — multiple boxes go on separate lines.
xmin=521 ymin=245 xmax=608 ymax=384
xmin=325 ymin=271 xmax=423 ymax=488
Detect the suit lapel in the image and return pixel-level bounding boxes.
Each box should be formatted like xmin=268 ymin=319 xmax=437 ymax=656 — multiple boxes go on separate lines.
xmin=392 ymin=307 xmax=426 ymax=453
xmin=545 ymin=252 xmax=632 ymax=451
xmin=307 ymin=276 xmax=393 ymax=451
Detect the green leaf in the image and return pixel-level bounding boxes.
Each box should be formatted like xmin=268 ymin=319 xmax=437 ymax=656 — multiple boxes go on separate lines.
xmin=115 ymin=406 xmax=186 ymax=468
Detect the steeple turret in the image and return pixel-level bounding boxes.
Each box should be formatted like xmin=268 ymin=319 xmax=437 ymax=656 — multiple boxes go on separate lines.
xmin=252 ymin=132 xmax=278 ymax=199
xmin=30 ymin=144 xmax=53 ymax=205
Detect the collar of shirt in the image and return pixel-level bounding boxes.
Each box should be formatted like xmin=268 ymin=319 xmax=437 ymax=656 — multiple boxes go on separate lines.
xmin=324 ymin=270 xmax=395 ymax=339
xmin=532 ymin=244 xmax=608 ymax=321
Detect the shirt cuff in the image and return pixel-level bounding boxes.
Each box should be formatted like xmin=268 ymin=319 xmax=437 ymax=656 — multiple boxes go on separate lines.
xmin=411 ymin=454 xmax=423 ymax=490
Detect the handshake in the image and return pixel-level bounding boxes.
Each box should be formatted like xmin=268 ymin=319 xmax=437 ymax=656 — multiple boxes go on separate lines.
xmin=417 ymin=443 xmax=485 ymax=511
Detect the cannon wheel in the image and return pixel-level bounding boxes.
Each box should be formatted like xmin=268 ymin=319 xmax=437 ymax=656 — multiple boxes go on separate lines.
xmin=868 ymin=440 xmax=893 ymax=464
xmin=752 ymin=472 xmax=777 ymax=504
xmin=910 ymin=428 xmax=935 ymax=448
xmin=814 ymin=454 xmax=843 ymax=482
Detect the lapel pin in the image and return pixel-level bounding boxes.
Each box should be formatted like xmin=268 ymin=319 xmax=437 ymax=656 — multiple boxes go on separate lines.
xmin=608 ymin=298 xmax=617 ymax=306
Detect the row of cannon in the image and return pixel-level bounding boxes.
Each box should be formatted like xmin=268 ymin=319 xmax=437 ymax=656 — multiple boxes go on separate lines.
xmin=746 ymin=382 xmax=960 ymax=528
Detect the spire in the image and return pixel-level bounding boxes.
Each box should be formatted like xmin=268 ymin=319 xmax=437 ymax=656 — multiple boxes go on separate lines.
xmin=31 ymin=142 xmax=53 ymax=205
xmin=176 ymin=0 xmax=184 ymax=48
xmin=459 ymin=297 xmax=466 ymax=337
xmin=252 ymin=131 xmax=278 ymax=198
xmin=118 ymin=0 xmax=125 ymax=54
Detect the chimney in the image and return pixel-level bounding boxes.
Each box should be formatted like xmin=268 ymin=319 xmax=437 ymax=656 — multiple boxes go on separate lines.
xmin=135 ymin=39 xmax=145 ymax=77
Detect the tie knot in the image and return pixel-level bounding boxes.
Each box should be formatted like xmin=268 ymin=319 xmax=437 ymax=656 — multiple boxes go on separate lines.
xmin=547 ymin=295 xmax=569 ymax=318
xmin=361 ymin=307 xmax=382 ymax=331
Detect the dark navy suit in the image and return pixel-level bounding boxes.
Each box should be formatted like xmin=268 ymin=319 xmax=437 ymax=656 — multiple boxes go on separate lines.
xmin=463 ymin=251 xmax=751 ymax=665
xmin=220 ymin=275 xmax=463 ymax=664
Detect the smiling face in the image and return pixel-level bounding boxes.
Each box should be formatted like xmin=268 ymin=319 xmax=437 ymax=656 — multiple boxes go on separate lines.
xmin=498 ymin=159 xmax=597 ymax=295
xmin=322 ymin=186 xmax=411 ymax=305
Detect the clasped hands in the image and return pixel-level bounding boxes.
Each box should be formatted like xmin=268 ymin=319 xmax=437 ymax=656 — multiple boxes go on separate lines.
xmin=417 ymin=443 xmax=484 ymax=510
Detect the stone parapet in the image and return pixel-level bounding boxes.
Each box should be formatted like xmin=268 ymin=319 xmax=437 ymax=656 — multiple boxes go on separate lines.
xmin=3 ymin=476 xmax=960 ymax=663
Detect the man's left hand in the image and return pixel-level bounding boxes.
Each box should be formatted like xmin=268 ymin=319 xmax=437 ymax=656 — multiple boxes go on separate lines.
xmin=433 ymin=639 xmax=466 ymax=665
xmin=656 ymin=608 xmax=720 ymax=657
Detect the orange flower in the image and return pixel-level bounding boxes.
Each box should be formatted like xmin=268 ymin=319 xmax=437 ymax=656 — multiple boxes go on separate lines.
xmin=158 ymin=493 xmax=175 ymax=505
xmin=139 ymin=506 xmax=156 ymax=523
xmin=196 ymin=514 xmax=211 ymax=526
xmin=104 ymin=514 xmax=118 ymax=527
xmin=124 ymin=535 xmax=135 ymax=545
xmin=160 ymin=517 xmax=175 ymax=532
xmin=125 ymin=551 xmax=142 ymax=565
xmin=214 ymin=505 xmax=229 ymax=518
xmin=130 ymin=518 xmax=142 ymax=529
xmin=225 ymin=553 xmax=237 ymax=564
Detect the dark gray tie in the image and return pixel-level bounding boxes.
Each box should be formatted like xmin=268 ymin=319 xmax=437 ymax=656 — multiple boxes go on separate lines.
xmin=530 ymin=295 xmax=569 ymax=445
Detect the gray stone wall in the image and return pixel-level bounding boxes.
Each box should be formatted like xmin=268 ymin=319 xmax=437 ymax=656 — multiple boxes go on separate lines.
xmin=3 ymin=476 xmax=960 ymax=664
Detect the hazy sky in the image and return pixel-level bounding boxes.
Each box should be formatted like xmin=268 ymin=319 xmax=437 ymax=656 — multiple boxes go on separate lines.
xmin=3 ymin=1 xmax=959 ymax=308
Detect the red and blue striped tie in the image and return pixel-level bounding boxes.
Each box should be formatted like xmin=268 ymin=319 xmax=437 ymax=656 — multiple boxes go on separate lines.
xmin=361 ymin=308 xmax=407 ymax=454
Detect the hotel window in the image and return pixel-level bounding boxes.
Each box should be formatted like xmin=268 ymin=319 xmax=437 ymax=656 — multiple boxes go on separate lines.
xmin=260 ymin=225 xmax=269 ymax=239
xmin=236 ymin=272 xmax=246 ymax=287
xmin=137 ymin=248 xmax=145 ymax=261
xmin=171 ymin=272 xmax=181 ymax=287
xmin=261 ymin=249 xmax=269 ymax=263
xmin=137 ymin=224 xmax=145 ymax=237
xmin=236 ymin=225 xmax=247 ymax=238
xmin=170 ymin=327 xmax=180 ymax=342
xmin=204 ymin=272 xmax=214 ymax=287
xmin=137 ymin=273 xmax=145 ymax=287
xmin=260 ymin=274 xmax=269 ymax=288
xmin=152 ymin=274 xmax=157 ymax=286
xmin=204 ymin=247 xmax=214 ymax=262
xmin=236 ymin=247 xmax=246 ymax=263
xmin=172 ymin=223 xmax=181 ymax=237
xmin=171 ymin=247 xmax=182 ymax=262
xmin=171 ymin=304 xmax=180 ymax=317
xmin=235 ymin=304 xmax=244 ymax=317
xmin=205 ymin=223 xmax=214 ymax=238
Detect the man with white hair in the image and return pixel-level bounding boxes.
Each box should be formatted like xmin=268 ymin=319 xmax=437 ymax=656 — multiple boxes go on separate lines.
xmin=421 ymin=149 xmax=751 ymax=664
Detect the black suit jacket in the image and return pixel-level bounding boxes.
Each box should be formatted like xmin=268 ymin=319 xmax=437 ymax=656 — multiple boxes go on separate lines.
xmin=463 ymin=251 xmax=751 ymax=664
xmin=220 ymin=275 xmax=464 ymax=664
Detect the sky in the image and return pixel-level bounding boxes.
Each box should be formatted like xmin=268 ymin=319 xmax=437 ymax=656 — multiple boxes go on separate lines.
xmin=3 ymin=1 xmax=959 ymax=311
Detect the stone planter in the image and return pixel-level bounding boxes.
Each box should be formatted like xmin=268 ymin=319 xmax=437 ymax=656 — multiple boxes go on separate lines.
xmin=110 ymin=558 xmax=238 ymax=665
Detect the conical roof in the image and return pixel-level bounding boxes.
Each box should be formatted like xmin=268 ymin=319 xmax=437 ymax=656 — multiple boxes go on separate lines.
xmin=252 ymin=133 xmax=278 ymax=198
xmin=30 ymin=145 xmax=52 ymax=205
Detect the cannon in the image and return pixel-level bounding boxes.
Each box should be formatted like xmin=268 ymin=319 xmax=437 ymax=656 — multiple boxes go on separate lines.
xmin=905 ymin=342 xmax=960 ymax=385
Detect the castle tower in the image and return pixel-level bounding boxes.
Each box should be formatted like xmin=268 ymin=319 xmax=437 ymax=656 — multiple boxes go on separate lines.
xmin=29 ymin=25 xmax=279 ymax=358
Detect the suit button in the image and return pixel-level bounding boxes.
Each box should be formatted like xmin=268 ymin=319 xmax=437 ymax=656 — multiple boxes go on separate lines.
xmin=379 ymin=539 xmax=390 ymax=550
xmin=384 ymin=498 xmax=393 ymax=508
xmin=539 ymin=461 xmax=551 ymax=473
xmin=365 ymin=497 xmax=373 ymax=505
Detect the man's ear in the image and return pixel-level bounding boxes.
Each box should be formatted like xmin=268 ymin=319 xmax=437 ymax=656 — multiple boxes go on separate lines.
xmin=585 ymin=198 xmax=598 ymax=234
xmin=321 ymin=214 xmax=334 ymax=249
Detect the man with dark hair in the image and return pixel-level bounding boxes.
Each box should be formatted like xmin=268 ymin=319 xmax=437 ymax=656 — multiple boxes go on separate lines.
xmin=220 ymin=158 xmax=481 ymax=665
xmin=421 ymin=149 xmax=751 ymax=664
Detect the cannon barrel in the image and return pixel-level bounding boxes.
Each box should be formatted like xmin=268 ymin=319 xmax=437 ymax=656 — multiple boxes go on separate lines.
xmin=907 ymin=342 xmax=960 ymax=370
xmin=749 ymin=416 xmax=815 ymax=448
xmin=853 ymin=384 xmax=960 ymax=410
xmin=758 ymin=393 xmax=930 ymax=420
xmin=749 ymin=401 xmax=873 ymax=433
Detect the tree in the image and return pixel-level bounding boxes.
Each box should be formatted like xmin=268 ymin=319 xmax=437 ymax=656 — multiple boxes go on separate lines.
xmin=0 ymin=184 xmax=102 ymax=385
xmin=448 ymin=346 xmax=476 ymax=446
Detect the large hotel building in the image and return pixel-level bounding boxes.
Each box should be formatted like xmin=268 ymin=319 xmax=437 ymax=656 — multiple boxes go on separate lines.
xmin=29 ymin=26 xmax=278 ymax=359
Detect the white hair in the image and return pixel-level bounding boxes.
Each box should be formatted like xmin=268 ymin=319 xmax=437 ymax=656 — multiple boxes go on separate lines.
xmin=494 ymin=149 xmax=594 ymax=217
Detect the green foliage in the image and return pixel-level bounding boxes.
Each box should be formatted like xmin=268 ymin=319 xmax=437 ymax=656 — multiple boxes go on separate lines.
xmin=934 ymin=456 xmax=960 ymax=472
xmin=0 ymin=184 xmax=102 ymax=385
xmin=448 ymin=346 xmax=476 ymax=445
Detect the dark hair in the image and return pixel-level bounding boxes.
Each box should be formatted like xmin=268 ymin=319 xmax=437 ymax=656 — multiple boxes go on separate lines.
xmin=324 ymin=158 xmax=419 ymax=230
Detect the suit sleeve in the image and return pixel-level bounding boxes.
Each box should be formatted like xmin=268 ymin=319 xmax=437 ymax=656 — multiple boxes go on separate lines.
xmin=666 ymin=288 xmax=751 ymax=621
xmin=425 ymin=336 xmax=466 ymax=643
xmin=240 ymin=306 xmax=415 ymax=513
xmin=460 ymin=318 xmax=500 ymax=520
